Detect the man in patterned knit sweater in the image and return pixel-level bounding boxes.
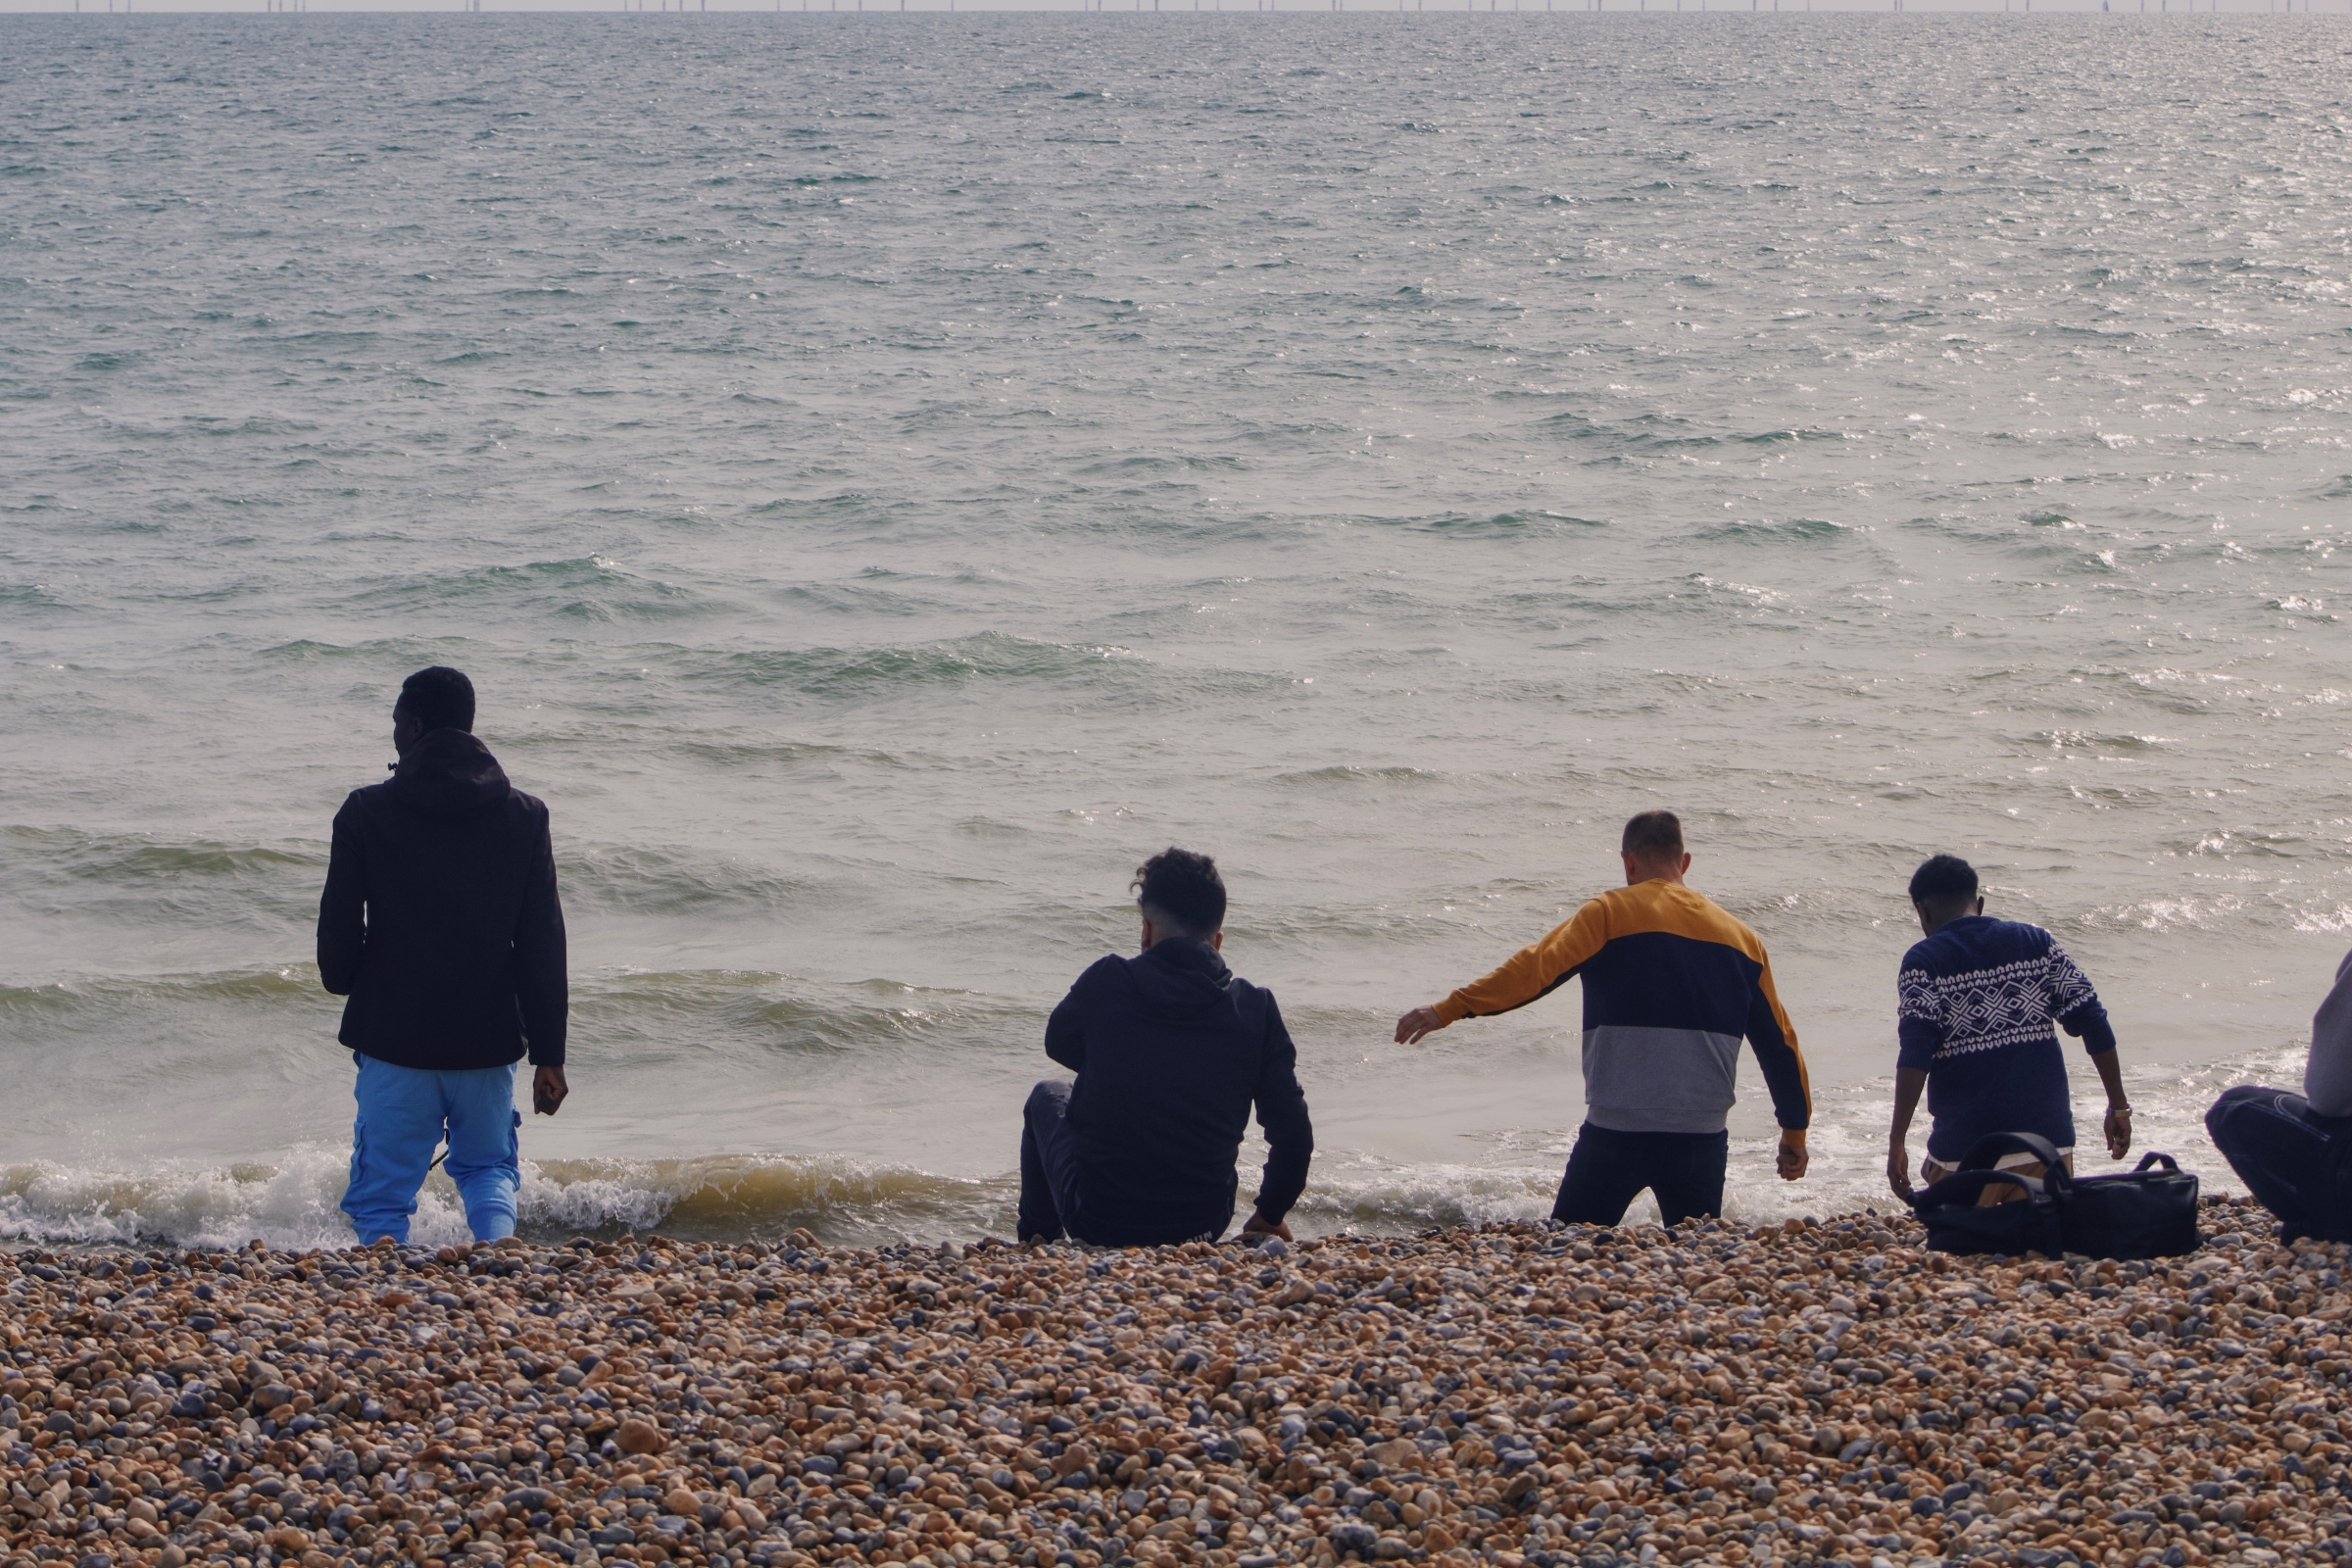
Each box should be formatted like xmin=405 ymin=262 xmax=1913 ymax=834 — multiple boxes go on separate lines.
xmin=1886 ymin=854 xmax=2132 ymax=1200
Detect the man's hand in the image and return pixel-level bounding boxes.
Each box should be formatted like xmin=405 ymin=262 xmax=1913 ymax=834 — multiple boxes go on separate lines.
xmin=2105 ymin=1102 xmax=2132 ymax=1161
xmin=533 ymin=1065 xmax=569 ymax=1116
xmin=1886 ymin=1145 xmax=1914 ymax=1202
xmin=1239 ymin=1211 xmax=1295 ymax=1244
xmin=1776 ymin=1129 xmax=1808 ymax=1183
xmin=1395 ymin=1005 xmax=1447 ymax=1046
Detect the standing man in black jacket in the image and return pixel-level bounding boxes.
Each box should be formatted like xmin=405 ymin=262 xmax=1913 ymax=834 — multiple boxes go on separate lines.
xmin=1018 ymin=848 xmax=1313 ymax=1247
xmin=318 ymin=666 xmax=568 ymax=1245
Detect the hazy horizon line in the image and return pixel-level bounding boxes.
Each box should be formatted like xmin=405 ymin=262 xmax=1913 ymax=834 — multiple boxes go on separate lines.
xmin=3 ymin=2 xmax=2337 ymax=15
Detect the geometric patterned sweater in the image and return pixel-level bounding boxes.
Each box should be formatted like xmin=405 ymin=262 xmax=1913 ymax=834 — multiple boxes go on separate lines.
xmin=1896 ymin=914 xmax=2117 ymax=1162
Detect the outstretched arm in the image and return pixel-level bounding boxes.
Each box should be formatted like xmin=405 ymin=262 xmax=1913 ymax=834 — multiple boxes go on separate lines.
xmin=1396 ymin=900 xmax=1607 ymax=1045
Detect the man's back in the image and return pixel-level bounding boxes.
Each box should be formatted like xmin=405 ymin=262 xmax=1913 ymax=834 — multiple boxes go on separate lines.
xmin=1435 ymin=878 xmax=1809 ymax=1136
xmin=1046 ymin=939 xmax=1309 ymax=1245
xmin=318 ymin=727 xmax=566 ymax=1072
xmin=1396 ymin=810 xmax=1811 ymax=1227
xmin=1897 ymin=913 xmax=2107 ymax=1158
xmin=1898 ymin=915 xmax=2096 ymax=1054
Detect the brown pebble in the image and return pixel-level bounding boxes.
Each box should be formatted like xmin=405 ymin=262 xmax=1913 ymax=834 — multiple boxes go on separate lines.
xmin=616 ymin=1416 xmax=665 ymax=1455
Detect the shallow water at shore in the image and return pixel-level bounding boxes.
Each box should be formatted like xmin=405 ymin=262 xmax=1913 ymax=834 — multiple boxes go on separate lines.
xmin=6 ymin=14 xmax=2352 ymax=1247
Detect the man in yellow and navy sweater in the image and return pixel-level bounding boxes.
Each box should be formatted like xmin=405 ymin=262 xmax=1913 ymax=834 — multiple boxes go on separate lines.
xmin=1395 ymin=809 xmax=1812 ymax=1226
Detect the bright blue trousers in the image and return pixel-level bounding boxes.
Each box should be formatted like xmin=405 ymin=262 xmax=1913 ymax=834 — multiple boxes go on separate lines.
xmin=343 ymin=1054 xmax=522 ymax=1245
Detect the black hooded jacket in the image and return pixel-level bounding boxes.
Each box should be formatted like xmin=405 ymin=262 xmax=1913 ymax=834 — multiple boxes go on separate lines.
xmin=1045 ymin=938 xmax=1312 ymax=1245
xmin=317 ymin=728 xmax=567 ymax=1070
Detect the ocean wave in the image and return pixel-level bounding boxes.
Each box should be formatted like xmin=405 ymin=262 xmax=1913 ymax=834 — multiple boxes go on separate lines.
xmin=561 ymin=844 xmax=813 ymax=917
xmin=571 ymin=970 xmax=1030 ymax=1054
xmin=0 ymin=962 xmax=1029 ymax=1059
xmin=0 ymin=823 xmax=321 ymax=893
xmin=669 ymin=633 xmax=1139 ymax=697
xmin=0 ymin=1046 xmax=2301 ymax=1252
xmin=0 ymin=581 xmax=77 ymax=612
xmin=671 ymin=736 xmax=910 ymax=771
xmin=0 ymin=965 xmax=320 ymax=1022
xmin=1287 ymin=1157 xmax=1557 ymax=1234
xmin=0 ymin=1149 xmax=1009 ymax=1254
xmin=660 ymin=632 xmax=1291 ymax=705
xmin=1396 ymin=511 xmax=1609 ymax=535
xmin=0 ymin=825 xmax=813 ymax=933
xmin=257 ymin=636 xmax=476 ymax=665
xmin=1272 ymin=765 xmax=1446 ymax=789
xmin=1690 ymin=516 xmax=1855 ymax=544
xmin=341 ymin=556 xmax=712 ymax=623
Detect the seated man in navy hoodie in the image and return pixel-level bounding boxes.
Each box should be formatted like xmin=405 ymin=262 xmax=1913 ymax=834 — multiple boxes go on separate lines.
xmin=1018 ymin=848 xmax=1313 ymax=1246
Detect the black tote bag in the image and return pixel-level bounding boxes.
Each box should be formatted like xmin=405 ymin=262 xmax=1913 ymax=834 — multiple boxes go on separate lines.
xmin=1912 ymin=1131 xmax=2200 ymax=1259
xmin=1910 ymin=1155 xmax=2065 ymax=1258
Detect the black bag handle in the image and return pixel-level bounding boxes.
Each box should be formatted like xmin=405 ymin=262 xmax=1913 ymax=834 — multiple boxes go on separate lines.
xmin=1910 ymin=1167 xmax=2052 ymax=1211
xmin=1957 ymin=1130 xmax=2072 ymax=1194
xmin=2132 ymin=1152 xmax=2180 ymax=1174
xmin=1909 ymin=1168 xmax=2064 ymax=1255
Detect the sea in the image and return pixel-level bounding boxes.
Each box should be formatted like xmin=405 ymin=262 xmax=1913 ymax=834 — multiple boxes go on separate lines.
xmin=3 ymin=11 xmax=2349 ymax=1251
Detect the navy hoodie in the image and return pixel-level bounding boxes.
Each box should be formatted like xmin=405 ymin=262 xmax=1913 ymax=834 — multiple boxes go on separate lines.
xmin=1045 ymin=939 xmax=1312 ymax=1245
xmin=317 ymin=728 xmax=567 ymax=1070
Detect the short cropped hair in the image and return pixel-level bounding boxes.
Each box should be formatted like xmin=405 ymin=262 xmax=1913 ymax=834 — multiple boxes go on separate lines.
xmin=1133 ymin=847 xmax=1227 ymax=939
xmin=1909 ymin=853 xmax=1979 ymax=906
xmin=1621 ymin=810 xmax=1685 ymax=862
xmin=397 ymin=665 xmax=476 ymax=734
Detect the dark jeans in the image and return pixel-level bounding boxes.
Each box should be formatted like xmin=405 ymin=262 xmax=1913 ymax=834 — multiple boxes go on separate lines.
xmin=2207 ymin=1085 xmax=2352 ymax=1241
xmin=1552 ymin=1121 xmax=1730 ymax=1228
xmin=1018 ymin=1079 xmax=1086 ymax=1243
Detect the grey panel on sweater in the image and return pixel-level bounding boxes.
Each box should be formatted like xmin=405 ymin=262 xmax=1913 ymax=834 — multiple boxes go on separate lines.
xmin=1583 ymin=1024 xmax=1743 ymax=1135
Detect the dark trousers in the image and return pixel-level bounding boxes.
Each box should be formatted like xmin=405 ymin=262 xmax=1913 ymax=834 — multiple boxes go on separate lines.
xmin=1018 ymin=1079 xmax=1086 ymax=1243
xmin=2207 ymin=1085 xmax=2352 ymax=1241
xmin=1552 ymin=1121 xmax=1730 ymax=1228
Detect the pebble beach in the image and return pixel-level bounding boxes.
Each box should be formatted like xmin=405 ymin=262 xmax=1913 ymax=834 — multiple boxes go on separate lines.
xmin=3 ymin=1200 xmax=2345 ymax=1568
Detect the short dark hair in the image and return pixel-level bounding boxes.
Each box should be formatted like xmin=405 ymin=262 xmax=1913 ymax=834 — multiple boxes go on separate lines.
xmin=1909 ymin=854 xmax=1979 ymax=906
xmin=1133 ymin=847 xmax=1227 ymax=939
xmin=1621 ymin=810 xmax=1685 ymax=861
xmin=397 ymin=665 xmax=476 ymax=733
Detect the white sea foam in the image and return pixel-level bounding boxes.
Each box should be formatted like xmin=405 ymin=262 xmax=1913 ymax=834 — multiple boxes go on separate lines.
xmin=0 ymin=1046 xmax=2302 ymax=1250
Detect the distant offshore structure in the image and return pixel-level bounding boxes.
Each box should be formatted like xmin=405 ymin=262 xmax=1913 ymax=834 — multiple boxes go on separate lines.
xmin=47 ymin=0 xmax=2347 ymax=15
xmin=163 ymin=0 xmax=2292 ymax=16
xmin=65 ymin=0 xmax=2253 ymax=14
xmin=526 ymin=0 xmax=2336 ymax=15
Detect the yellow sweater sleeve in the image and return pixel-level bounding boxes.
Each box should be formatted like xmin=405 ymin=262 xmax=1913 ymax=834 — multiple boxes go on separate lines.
xmin=1434 ymin=898 xmax=1611 ymax=1023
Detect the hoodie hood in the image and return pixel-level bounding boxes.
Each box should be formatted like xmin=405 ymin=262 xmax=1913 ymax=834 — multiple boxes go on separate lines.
xmin=1127 ymin=938 xmax=1235 ymax=1020
xmin=386 ymin=728 xmax=513 ymax=821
